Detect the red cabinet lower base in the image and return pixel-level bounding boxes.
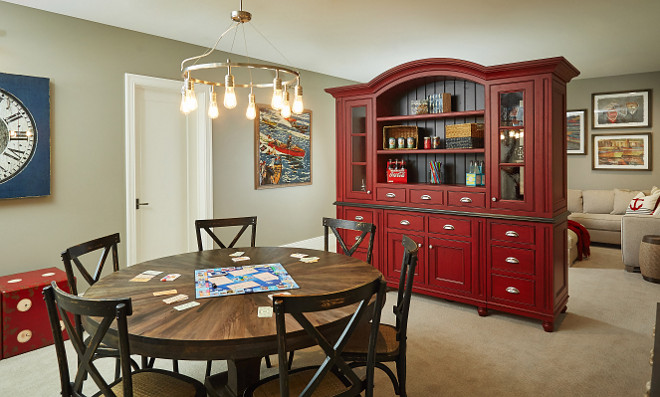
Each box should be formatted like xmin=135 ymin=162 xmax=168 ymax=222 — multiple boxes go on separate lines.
xmin=0 ymin=267 xmax=70 ymax=359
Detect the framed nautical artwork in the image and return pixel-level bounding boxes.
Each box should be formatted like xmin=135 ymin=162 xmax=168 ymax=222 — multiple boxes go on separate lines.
xmin=592 ymin=89 xmax=651 ymax=129
xmin=254 ymin=105 xmax=312 ymax=189
xmin=566 ymin=109 xmax=587 ymax=155
xmin=592 ymin=133 xmax=652 ymax=171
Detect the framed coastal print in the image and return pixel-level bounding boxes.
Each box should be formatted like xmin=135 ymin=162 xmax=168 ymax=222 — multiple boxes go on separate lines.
xmin=567 ymin=109 xmax=587 ymax=154
xmin=592 ymin=133 xmax=652 ymax=171
xmin=254 ymin=105 xmax=312 ymax=189
xmin=592 ymin=90 xmax=651 ymax=129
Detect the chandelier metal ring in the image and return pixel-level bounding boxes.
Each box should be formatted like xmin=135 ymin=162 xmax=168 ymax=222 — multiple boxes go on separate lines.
xmin=182 ymin=62 xmax=300 ymax=89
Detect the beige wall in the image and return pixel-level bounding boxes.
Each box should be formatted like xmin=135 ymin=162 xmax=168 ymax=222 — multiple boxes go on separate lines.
xmin=0 ymin=2 xmax=353 ymax=276
xmin=566 ymin=71 xmax=660 ymax=190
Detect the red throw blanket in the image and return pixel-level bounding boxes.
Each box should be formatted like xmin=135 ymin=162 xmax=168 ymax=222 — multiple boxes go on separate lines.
xmin=568 ymin=220 xmax=591 ymax=260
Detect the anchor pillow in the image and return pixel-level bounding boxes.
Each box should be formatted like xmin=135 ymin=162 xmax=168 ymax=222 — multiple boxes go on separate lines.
xmin=626 ymin=191 xmax=660 ymax=215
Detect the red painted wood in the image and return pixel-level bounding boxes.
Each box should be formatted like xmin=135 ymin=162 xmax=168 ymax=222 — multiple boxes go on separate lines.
xmin=427 ymin=215 xmax=471 ymax=237
xmin=490 ymin=221 xmax=536 ymax=245
xmin=385 ymin=211 xmax=425 ymax=232
xmin=427 ymin=236 xmax=473 ymax=294
xmin=490 ymin=245 xmax=536 ymax=276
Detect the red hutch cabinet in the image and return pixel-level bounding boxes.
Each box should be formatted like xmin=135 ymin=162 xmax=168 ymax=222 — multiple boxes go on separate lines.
xmin=327 ymin=58 xmax=579 ymax=331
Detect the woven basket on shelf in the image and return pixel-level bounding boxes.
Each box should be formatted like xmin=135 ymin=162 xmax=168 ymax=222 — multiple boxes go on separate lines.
xmin=445 ymin=123 xmax=484 ymax=149
xmin=383 ymin=125 xmax=419 ymax=149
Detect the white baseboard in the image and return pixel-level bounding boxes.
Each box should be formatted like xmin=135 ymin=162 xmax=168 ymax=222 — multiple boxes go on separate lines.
xmin=280 ymin=235 xmax=336 ymax=252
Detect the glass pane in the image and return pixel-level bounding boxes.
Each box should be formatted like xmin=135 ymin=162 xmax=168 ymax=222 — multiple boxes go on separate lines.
xmin=352 ymin=165 xmax=367 ymax=192
xmin=351 ymin=107 xmax=366 ymax=133
xmin=500 ymin=166 xmax=524 ymax=200
xmin=500 ymin=91 xmax=524 ymax=127
xmin=499 ymin=128 xmax=524 ymax=163
xmin=352 ymin=136 xmax=366 ymax=162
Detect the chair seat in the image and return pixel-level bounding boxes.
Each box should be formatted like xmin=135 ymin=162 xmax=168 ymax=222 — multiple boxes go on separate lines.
xmin=105 ymin=369 xmax=206 ymax=397
xmin=250 ymin=366 xmax=354 ymax=397
xmin=343 ymin=322 xmax=399 ymax=360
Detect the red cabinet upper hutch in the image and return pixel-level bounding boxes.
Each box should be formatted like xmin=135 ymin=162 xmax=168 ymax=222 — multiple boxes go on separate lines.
xmin=326 ymin=57 xmax=579 ymax=331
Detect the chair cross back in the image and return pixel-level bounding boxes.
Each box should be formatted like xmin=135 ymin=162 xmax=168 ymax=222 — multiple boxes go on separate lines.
xmin=43 ymin=282 xmax=133 ymax=397
xmin=323 ymin=217 xmax=376 ymax=264
xmin=61 ymin=233 xmax=120 ymax=296
xmin=195 ymin=216 xmax=257 ymax=250
xmin=273 ymin=278 xmax=386 ymax=397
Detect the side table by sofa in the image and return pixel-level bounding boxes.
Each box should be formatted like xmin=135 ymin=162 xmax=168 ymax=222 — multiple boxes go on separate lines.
xmin=640 ymin=235 xmax=660 ymax=283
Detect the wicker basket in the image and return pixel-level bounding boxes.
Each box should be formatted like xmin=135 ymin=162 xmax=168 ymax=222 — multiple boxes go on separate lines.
xmin=383 ymin=125 xmax=419 ymax=150
xmin=445 ymin=123 xmax=484 ymax=149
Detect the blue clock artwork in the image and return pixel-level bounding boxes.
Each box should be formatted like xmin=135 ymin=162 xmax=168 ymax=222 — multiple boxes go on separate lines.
xmin=0 ymin=72 xmax=50 ymax=199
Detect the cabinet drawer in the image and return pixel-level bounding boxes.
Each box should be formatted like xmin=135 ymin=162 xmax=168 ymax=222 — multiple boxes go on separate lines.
xmin=490 ymin=275 xmax=535 ymax=306
xmin=447 ymin=191 xmax=485 ymax=208
xmin=428 ymin=216 xmax=471 ymax=237
xmin=376 ymin=187 xmax=406 ymax=203
xmin=490 ymin=222 xmax=535 ymax=245
xmin=386 ymin=212 xmax=424 ymax=232
xmin=344 ymin=208 xmax=373 ymax=224
xmin=409 ymin=189 xmax=444 ymax=206
xmin=491 ymin=246 xmax=535 ymax=276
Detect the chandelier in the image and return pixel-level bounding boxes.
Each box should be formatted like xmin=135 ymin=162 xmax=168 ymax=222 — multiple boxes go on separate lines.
xmin=179 ymin=1 xmax=303 ymax=120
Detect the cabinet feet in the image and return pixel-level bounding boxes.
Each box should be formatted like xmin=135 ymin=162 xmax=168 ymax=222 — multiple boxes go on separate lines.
xmin=477 ymin=307 xmax=488 ymax=317
xmin=542 ymin=321 xmax=554 ymax=332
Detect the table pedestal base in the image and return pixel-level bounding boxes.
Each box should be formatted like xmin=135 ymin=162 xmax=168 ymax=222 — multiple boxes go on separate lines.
xmin=205 ymin=357 xmax=262 ymax=397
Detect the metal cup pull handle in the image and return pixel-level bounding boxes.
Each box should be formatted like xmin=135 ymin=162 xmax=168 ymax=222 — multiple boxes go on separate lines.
xmin=443 ymin=225 xmax=455 ymax=230
xmin=505 ymin=257 xmax=519 ymax=264
xmin=506 ymin=286 xmax=520 ymax=295
xmin=460 ymin=197 xmax=472 ymax=203
xmin=386 ymin=192 xmax=396 ymax=198
xmin=400 ymin=220 xmax=410 ymax=226
xmin=355 ymin=216 xmax=364 ymax=221
xmin=421 ymin=194 xmax=432 ymax=200
xmin=505 ymin=231 xmax=519 ymax=238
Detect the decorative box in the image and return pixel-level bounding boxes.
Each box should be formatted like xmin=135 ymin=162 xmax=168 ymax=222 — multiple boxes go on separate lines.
xmin=0 ymin=267 xmax=70 ymax=359
xmin=466 ymin=173 xmax=484 ymax=187
xmin=383 ymin=125 xmax=419 ymax=150
xmin=387 ymin=167 xmax=408 ymax=183
xmin=428 ymin=93 xmax=451 ymax=113
xmin=445 ymin=123 xmax=485 ymax=149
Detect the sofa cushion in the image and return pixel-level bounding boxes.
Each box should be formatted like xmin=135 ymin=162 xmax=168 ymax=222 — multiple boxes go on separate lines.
xmin=568 ymin=212 xmax=622 ymax=231
xmin=626 ymin=191 xmax=660 ymax=215
xmin=582 ymin=190 xmax=614 ymax=214
xmin=611 ymin=188 xmax=643 ymax=214
xmin=567 ymin=189 xmax=583 ymax=213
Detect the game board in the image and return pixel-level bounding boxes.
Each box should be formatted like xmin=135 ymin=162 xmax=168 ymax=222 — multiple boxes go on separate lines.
xmin=194 ymin=263 xmax=299 ymax=299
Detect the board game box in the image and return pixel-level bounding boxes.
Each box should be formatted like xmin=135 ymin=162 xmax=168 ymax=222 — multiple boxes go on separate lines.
xmin=194 ymin=263 xmax=299 ymax=299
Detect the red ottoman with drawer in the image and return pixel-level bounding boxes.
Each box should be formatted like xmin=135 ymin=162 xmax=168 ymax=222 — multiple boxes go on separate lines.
xmin=0 ymin=267 xmax=70 ymax=359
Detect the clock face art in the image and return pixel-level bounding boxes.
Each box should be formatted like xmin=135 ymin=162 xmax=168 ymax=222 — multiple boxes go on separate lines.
xmin=0 ymin=72 xmax=50 ymax=199
xmin=0 ymin=89 xmax=37 ymax=183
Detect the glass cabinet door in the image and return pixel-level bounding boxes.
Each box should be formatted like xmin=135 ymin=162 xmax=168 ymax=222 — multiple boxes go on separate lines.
xmin=344 ymin=98 xmax=373 ymax=200
xmin=490 ymin=83 xmax=534 ymax=212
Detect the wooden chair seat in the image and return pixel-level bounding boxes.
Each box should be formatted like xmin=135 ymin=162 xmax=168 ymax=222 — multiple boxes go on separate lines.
xmin=249 ymin=366 xmax=351 ymax=397
xmin=107 ymin=369 xmax=205 ymax=397
xmin=343 ymin=323 xmax=399 ymax=360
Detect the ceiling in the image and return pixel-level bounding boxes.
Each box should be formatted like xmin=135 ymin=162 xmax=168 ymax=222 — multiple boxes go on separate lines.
xmin=6 ymin=0 xmax=660 ymax=82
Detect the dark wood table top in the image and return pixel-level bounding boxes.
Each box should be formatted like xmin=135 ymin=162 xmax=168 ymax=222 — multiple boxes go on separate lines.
xmin=83 ymin=246 xmax=382 ymax=361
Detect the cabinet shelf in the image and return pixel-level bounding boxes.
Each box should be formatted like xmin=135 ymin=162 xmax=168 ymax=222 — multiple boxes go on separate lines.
xmin=377 ymin=148 xmax=485 ymax=155
xmin=377 ymin=110 xmax=485 ymax=123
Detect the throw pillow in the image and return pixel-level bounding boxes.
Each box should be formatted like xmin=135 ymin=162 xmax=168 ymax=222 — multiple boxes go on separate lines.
xmin=582 ymin=190 xmax=614 ymax=214
xmin=652 ymin=186 xmax=659 ymax=195
xmin=611 ymin=188 xmax=642 ymax=214
xmin=626 ymin=191 xmax=660 ymax=215
xmin=567 ymin=189 xmax=583 ymax=213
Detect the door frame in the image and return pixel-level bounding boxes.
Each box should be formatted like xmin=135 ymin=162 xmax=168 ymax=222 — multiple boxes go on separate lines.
xmin=124 ymin=73 xmax=213 ymax=266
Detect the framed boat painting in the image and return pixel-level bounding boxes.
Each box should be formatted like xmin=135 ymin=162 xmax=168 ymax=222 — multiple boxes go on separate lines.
xmin=592 ymin=89 xmax=651 ymax=129
xmin=567 ymin=109 xmax=587 ymax=155
xmin=254 ymin=105 xmax=312 ymax=189
xmin=592 ymin=133 xmax=652 ymax=171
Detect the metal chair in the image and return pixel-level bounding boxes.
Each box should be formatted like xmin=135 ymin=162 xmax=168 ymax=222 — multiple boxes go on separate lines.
xmin=243 ymin=277 xmax=387 ymax=397
xmin=195 ymin=216 xmax=257 ymax=377
xmin=43 ymin=282 xmax=206 ymax=397
xmin=341 ymin=234 xmax=419 ymax=397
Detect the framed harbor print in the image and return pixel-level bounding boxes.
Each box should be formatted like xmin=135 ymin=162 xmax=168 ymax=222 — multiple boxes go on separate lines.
xmin=255 ymin=105 xmax=312 ymax=189
xmin=567 ymin=109 xmax=587 ymax=155
xmin=592 ymin=90 xmax=651 ymax=129
xmin=592 ymin=133 xmax=652 ymax=170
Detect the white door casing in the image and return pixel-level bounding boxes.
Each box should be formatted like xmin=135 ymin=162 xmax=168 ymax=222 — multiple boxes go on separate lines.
xmin=125 ymin=74 xmax=213 ymax=266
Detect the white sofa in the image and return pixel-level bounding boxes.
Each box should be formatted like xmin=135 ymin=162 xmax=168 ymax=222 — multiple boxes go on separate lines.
xmin=621 ymin=214 xmax=660 ymax=272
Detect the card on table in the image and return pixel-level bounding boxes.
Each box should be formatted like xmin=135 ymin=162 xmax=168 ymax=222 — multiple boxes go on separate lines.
xmin=229 ymin=251 xmax=245 ymax=257
xmin=163 ymin=294 xmax=188 ymax=304
xmin=174 ymin=301 xmax=200 ymax=311
xmin=257 ymin=306 xmax=273 ymax=318
xmin=153 ymin=289 xmax=178 ymax=296
xmin=160 ymin=273 xmax=181 ymax=282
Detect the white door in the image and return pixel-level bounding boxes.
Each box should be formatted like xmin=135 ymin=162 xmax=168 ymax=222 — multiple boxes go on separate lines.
xmin=125 ymin=74 xmax=213 ymax=266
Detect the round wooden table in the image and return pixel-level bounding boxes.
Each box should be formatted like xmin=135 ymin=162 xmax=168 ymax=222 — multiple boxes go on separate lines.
xmin=83 ymin=246 xmax=382 ymax=397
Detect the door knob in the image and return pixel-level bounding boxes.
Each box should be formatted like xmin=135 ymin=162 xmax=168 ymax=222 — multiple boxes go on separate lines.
xmin=136 ymin=198 xmax=150 ymax=210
